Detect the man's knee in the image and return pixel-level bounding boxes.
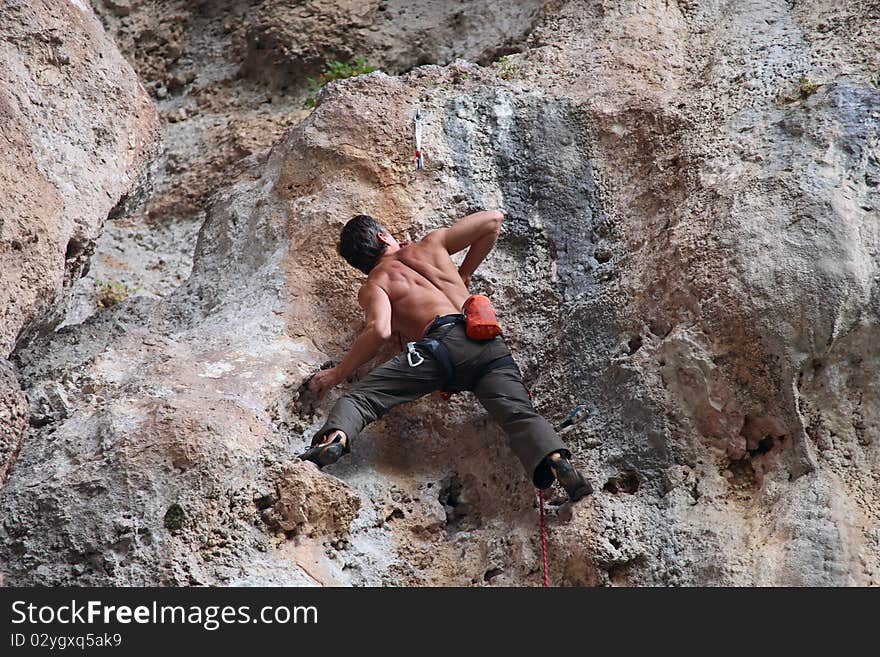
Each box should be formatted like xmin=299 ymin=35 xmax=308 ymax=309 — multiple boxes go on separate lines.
xmin=497 ymin=405 xmax=541 ymax=426
xmin=482 ymin=393 xmax=542 ymax=425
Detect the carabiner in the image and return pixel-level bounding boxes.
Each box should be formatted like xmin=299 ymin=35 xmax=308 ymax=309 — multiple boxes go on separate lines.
xmin=406 ymin=342 xmax=424 ymax=367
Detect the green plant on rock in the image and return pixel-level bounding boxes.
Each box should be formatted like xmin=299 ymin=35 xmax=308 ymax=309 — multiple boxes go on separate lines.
xmin=777 ymin=75 xmax=821 ymax=106
xmin=96 ymin=279 xmax=133 ymax=309
xmin=304 ymin=57 xmax=378 ymax=108
xmin=495 ymin=55 xmax=517 ymax=81
xmin=797 ymin=75 xmax=819 ymax=98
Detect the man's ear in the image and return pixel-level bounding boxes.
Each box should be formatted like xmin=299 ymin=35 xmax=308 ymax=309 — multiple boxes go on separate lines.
xmin=377 ymin=232 xmax=391 ymax=246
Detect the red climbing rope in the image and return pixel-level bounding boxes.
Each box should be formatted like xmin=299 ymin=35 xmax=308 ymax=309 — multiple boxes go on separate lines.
xmin=538 ymin=488 xmax=549 ymax=587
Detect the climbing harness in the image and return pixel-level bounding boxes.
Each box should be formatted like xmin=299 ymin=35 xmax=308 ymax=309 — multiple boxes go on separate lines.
xmin=404 ymin=315 xmax=517 ymax=400
xmin=406 ymin=335 xmax=454 ymax=390
xmin=413 ymin=107 xmax=425 ymax=170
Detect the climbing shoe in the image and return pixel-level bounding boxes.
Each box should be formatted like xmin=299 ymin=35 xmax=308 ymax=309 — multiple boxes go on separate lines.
xmin=297 ymin=431 xmax=349 ymax=468
xmin=548 ymin=453 xmax=593 ymax=502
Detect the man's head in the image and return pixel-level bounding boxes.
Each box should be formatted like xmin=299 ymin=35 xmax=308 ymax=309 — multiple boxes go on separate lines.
xmin=338 ymin=214 xmax=399 ymax=274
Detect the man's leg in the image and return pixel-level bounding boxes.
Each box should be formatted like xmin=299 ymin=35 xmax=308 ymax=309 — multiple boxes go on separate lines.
xmin=472 ymin=366 xmax=592 ymax=500
xmin=300 ymin=349 xmax=445 ymax=466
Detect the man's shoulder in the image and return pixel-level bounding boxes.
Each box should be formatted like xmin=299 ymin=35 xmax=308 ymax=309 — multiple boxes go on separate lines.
xmin=366 ymin=260 xmax=394 ymax=280
xmin=362 ymin=266 xmax=392 ymax=294
xmin=419 ymin=228 xmax=446 ymax=245
xmin=357 ymin=278 xmax=389 ymax=304
xmin=360 ymin=274 xmax=385 ymax=290
xmin=407 ymin=232 xmax=450 ymax=257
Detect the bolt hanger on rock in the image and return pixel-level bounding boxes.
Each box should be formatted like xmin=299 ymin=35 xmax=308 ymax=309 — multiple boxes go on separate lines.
xmin=413 ymin=107 xmax=425 ymax=170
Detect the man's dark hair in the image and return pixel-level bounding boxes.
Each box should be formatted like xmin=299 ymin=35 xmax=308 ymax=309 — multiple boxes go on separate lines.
xmin=338 ymin=214 xmax=387 ymax=274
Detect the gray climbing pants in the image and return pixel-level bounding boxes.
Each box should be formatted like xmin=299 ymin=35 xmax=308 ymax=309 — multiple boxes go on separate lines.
xmin=315 ymin=316 xmax=569 ymax=488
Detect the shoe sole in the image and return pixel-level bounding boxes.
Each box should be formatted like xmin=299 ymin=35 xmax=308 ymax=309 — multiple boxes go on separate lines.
xmin=297 ymin=441 xmax=346 ymax=468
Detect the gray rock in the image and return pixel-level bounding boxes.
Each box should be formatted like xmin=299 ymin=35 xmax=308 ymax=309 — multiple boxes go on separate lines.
xmin=2 ymin=0 xmax=879 ymax=587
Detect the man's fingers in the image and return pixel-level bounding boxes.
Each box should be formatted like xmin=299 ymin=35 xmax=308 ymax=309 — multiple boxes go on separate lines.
xmin=307 ymin=376 xmax=321 ymax=393
xmin=305 ymin=368 xmax=337 ymax=399
xmin=317 ymin=378 xmax=332 ymax=398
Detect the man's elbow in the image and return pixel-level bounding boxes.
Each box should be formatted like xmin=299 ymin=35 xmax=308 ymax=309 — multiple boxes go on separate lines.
xmin=486 ymin=210 xmax=504 ymax=234
xmin=369 ymin=322 xmax=392 ymax=341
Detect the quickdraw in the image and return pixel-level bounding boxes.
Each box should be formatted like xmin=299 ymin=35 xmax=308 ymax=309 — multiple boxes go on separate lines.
xmin=413 ymin=107 xmax=425 ymax=170
xmin=556 ymin=404 xmax=589 ymax=434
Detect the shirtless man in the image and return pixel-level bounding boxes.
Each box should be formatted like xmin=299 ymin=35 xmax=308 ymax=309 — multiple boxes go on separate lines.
xmin=299 ymin=211 xmax=592 ymax=501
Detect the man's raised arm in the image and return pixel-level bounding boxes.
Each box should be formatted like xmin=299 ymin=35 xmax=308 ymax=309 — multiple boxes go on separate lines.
xmin=428 ymin=209 xmax=504 ymax=284
xmin=308 ymin=282 xmax=392 ymax=398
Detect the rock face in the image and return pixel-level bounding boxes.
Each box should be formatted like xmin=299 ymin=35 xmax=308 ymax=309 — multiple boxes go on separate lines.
xmin=64 ymin=0 xmax=547 ymax=323
xmin=0 ymin=0 xmax=158 ymax=488
xmin=0 ymin=0 xmax=158 ymax=352
xmin=239 ymin=0 xmax=547 ymax=85
xmin=1 ymin=0 xmax=878 ymax=586
xmin=0 ymin=362 xmax=28 ymax=486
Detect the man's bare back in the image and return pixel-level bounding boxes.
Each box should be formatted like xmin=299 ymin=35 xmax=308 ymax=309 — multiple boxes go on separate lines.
xmin=367 ymin=238 xmax=469 ymax=342
xmin=308 ymin=209 xmax=503 ymax=399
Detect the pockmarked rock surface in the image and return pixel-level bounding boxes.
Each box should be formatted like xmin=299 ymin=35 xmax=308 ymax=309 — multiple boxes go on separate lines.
xmin=0 ymin=0 xmax=158 ymax=487
xmin=0 ymin=0 xmax=158 ymax=353
xmin=1 ymin=0 xmax=878 ymax=586
xmin=65 ymin=0 xmax=546 ymax=325
xmin=0 ymin=362 xmax=28 ymax=486
xmin=239 ymin=0 xmax=547 ymax=85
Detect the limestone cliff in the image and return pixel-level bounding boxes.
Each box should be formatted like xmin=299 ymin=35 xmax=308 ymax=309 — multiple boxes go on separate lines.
xmin=1 ymin=0 xmax=878 ymax=586
xmin=0 ymin=0 xmax=158 ymax=486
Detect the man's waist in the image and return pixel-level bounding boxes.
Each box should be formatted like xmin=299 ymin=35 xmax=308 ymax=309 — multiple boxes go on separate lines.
xmin=421 ymin=313 xmax=465 ymax=337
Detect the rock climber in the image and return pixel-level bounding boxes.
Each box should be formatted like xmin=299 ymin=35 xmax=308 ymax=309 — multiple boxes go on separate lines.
xmin=298 ymin=210 xmax=592 ymax=502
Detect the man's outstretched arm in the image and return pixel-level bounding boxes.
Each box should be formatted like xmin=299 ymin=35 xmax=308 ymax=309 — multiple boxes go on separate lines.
xmin=309 ymin=283 xmax=392 ymax=398
xmin=427 ymin=210 xmax=504 ymax=284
